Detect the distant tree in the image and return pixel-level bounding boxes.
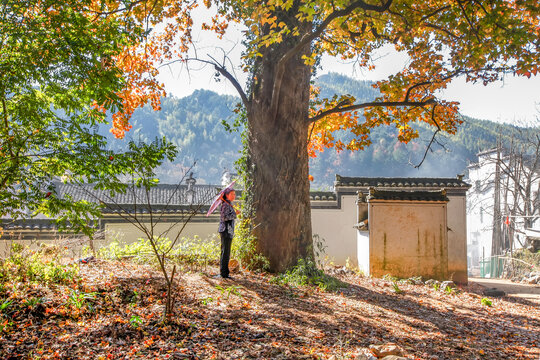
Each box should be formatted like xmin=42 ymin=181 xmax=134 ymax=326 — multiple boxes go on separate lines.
xmin=97 ymin=0 xmax=539 ymax=271
xmin=497 ymin=128 xmax=540 ymax=254
xmin=468 ymin=122 xmax=540 ymax=257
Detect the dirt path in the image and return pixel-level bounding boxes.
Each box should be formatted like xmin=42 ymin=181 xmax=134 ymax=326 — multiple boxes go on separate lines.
xmin=469 ymin=277 xmax=540 ymax=304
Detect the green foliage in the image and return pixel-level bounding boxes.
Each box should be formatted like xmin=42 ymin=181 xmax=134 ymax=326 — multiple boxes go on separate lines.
xmin=22 ymin=297 xmax=43 ymax=309
xmin=66 ymin=289 xmax=96 ymax=310
xmin=98 ymin=235 xmax=220 ymax=269
xmin=174 ymin=235 xmax=221 ymax=269
xmin=98 ymin=237 xmax=172 ymax=262
xmin=200 ymin=297 xmax=214 ymax=306
xmin=214 ymin=284 xmax=242 ymax=301
xmin=130 ymin=290 xmax=141 ymax=305
xmin=481 ymin=297 xmax=492 ymax=307
xmin=232 ymin=218 xmax=269 ymax=271
xmin=0 ymin=0 xmax=175 ymax=237
xmin=129 ymin=315 xmax=143 ymax=328
xmin=0 ymin=243 xmax=79 ymax=285
xmin=272 ymin=258 xmax=346 ymax=292
xmin=391 ymin=282 xmax=403 ymax=294
xmin=0 ymin=299 xmax=12 ymax=313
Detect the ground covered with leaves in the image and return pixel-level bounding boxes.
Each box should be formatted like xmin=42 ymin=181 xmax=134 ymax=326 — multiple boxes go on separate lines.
xmin=1 ymin=258 xmax=539 ymax=360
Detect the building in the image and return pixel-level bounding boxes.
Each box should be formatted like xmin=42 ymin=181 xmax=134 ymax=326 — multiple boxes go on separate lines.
xmin=1 ymin=174 xmax=470 ymax=282
xmin=311 ymin=175 xmax=469 ymax=283
xmin=467 ymin=149 xmax=540 ymax=277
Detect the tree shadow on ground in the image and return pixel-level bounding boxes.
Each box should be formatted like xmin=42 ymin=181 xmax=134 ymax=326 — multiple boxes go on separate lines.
xmin=220 ymin=272 xmax=540 ymax=359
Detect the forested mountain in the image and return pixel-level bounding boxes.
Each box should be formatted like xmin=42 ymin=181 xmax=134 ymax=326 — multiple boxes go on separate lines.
xmin=100 ymin=73 xmax=535 ymax=188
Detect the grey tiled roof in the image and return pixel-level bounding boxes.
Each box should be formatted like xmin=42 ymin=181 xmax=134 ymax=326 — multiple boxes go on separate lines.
xmin=55 ymin=182 xmax=220 ymax=206
xmin=368 ymin=189 xmax=449 ymax=202
xmin=1 ymin=218 xmax=80 ymax=231
xmin=334 ymin=175 xmax=469 ymax=188
xmin=309 ymin=191 xmax=336 ymax=201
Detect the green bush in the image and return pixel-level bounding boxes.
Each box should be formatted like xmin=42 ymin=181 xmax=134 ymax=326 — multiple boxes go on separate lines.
xmin=0 ymin=243 xmax=79 ymax=285
xmin=232 ymin=218 xmax=269 ymax=271
xmin=97 ymin=237 xmax=171 ymax=262
xmin=174 ymin=234 xmax=220 ymax=268
xmin=66 ymin=289 xmax=96 ymax=310
xmin=97 ymin=221 xmax=270 ymax=272
xmin=97 ymin=235 xmax=221 ymax=269
xmin=272 ymin=257 xmax=347 ymax=291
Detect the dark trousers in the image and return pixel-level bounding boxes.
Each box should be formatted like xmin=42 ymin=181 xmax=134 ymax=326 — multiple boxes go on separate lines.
xmin=220 ymin=231 xmax=233 ymax=277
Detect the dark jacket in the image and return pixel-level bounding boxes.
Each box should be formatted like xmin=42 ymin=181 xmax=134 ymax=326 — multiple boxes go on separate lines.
xmin=218 ymin=200 xmax=236 ymax=237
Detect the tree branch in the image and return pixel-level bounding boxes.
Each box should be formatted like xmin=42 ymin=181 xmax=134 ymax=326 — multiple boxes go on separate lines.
xmin=420 ymin=5 xmax=452 ymax=22
xmin=414 ymin=104 xmax=441 ymax=168
xmin=179 ymin=57 xmax=250 ymax=110
xmin=270 ymin=0 xmax=393 ymax=118
xmin=89 ymin=0 xmax=148 ymax=18
xmin=207 ymin=55 xmax=250 ymax=110
xmin=404 ymin=81 xmax=432 ymax=102
xmin=456 ymin=0 xmax=482 ymax=43
xmin=308 ymin=98 xmax=435 ymax=124
xmin=1 ymin=91 xmax=14 ymax=158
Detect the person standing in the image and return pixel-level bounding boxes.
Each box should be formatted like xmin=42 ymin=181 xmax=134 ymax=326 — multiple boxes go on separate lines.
xmin=218 ymin=188 xmax=238 ymax=278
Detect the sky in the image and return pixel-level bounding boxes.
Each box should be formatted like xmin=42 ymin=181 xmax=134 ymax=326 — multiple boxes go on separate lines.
xmin=156 ymin=14 xmax=540 ymax=126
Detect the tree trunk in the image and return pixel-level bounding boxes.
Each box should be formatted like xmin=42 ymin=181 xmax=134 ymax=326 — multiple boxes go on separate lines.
xmin=247 ymin=40 xmax=313 ymax=272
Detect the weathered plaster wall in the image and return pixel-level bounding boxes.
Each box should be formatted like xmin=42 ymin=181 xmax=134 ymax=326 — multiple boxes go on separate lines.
xmin=368 ymin=201 xmax=448 ymax=280
xmin=447 ymin=195 xmax=468 ymax=283
xmin=104 ymin=220 xmax=219 ymax=245
xmin=311 ymin=195 xmax=358 ymax=267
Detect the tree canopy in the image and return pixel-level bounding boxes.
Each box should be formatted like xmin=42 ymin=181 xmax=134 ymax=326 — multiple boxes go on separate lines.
xmin=106 ymin=0 xmax=538 ymax=144
xmin=99 ymin=0 xmax=538 ymax=269
xmin=0 ymin=0 xmax=175 ymax=234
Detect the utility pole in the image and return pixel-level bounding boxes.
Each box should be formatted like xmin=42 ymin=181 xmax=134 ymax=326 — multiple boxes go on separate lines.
xmin=491 ymin=139 xmax=502 ymax=257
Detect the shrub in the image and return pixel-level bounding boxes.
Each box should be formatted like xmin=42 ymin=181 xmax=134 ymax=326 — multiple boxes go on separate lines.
xmin=232 ymin=218 xmax=269 ymax=271
xmin=0 ymin=243 xmax=79 ymax=285
xmin=66 ymin=289 xmax=96 ymax=310
xmin=506 ymin=249 xmax=540 ymax=277
xmin=481 ymin=297 xmax=492 ymax=307
xmin=98 ymin=235 xmax=221 ymax=270
xmin=174 ymin=235 xmax=220 ymax=269
xmin=272 ymin=257 xmax=346 ymax=291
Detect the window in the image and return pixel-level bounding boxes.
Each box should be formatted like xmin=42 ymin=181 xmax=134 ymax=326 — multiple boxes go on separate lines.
xmin=480 ymin=207 xmax=483 ymax=223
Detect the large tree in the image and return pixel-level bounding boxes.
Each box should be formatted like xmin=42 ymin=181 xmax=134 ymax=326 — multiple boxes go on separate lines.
xmin=105 ymin=0 xmax=538 ymax=271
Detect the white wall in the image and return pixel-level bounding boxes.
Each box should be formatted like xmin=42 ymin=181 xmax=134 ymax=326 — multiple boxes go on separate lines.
xmin=467 ymin=157 xmax=497 ymax=267
xmin=357 ymin=230 xmax=370 ymax=274
xmin=447 ymin=195 xmax=468 ymax=283
xmin=311 ymin=195 xmax=358 ymax=267
xmin=105 ymin=221 xmax=219 ymax=244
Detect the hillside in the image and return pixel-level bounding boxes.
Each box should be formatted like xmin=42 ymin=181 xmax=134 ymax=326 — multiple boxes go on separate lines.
xmin=100 ymin=73 xmax=535 ymax=187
